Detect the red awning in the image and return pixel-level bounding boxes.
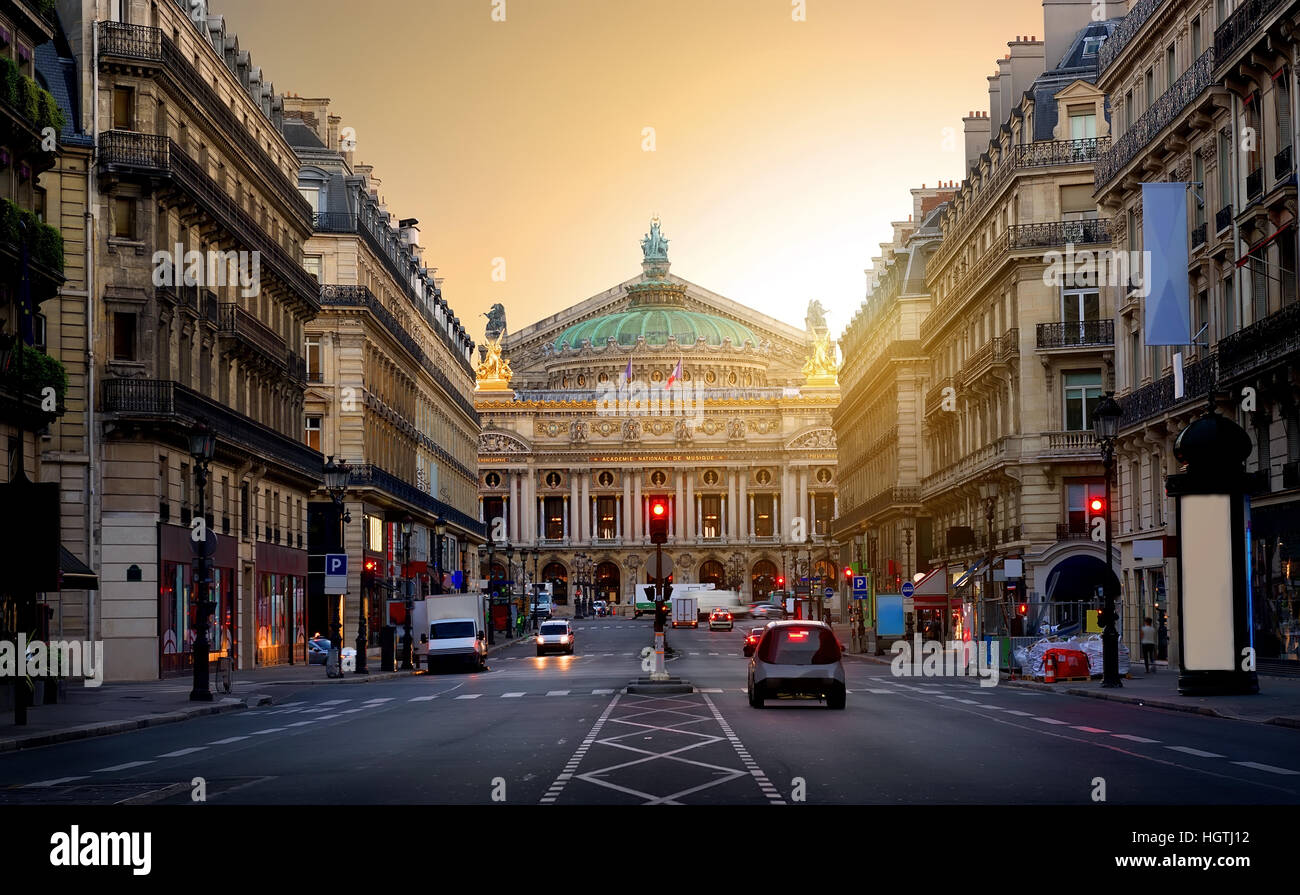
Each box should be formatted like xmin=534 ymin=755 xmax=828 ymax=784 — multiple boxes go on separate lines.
xmin=911 ymin=566 xmax=948 ymax=596
xmin=1235 ymin=222 xmax=1294 ymax=268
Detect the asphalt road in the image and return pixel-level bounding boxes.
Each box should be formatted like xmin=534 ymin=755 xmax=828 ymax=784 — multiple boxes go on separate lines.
xmin=1 ymin=618 xmax=1297 ymax=805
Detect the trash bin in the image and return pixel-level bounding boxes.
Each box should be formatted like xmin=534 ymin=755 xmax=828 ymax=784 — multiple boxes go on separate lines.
xmin=380 ymin=625 xmax=396 ymax=672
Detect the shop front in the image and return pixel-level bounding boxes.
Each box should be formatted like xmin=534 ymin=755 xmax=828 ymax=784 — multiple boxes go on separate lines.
xmin=255 ymin=541 xmax=308 ymax=667
xmin=159 ymin=523 xmax=237 ymax=678
xmin=1245 ymin=498 xmax=1300 ymax=672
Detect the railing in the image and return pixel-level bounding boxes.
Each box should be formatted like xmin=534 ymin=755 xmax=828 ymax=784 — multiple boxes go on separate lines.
xmin=1214 ymin=0 xmax=1292 ymax=69
xmin=1247 ymin=167 xmax=1263 ymax=200
xmin=217 ymin=302 xmax=286 ymax=366
xmin=1041 ymin=430 xmax=1100 ymax=457
xmin=1215 ymin=204 xmax=1234 ymax=232
xmin=1056 ymin=522 xmax=1090 ymax=540
xmin=1191 ymin=222 xmax=1207 ymax=249
xmin=1275 ymin=145 xmax=1293 ymax=181
xmin=314 ymin=212 xmax=473 ymax=373
xmin=347 ymin=463 xmax=484 ymax=537
xmin=96 ymin=22 xmax=313 ymax=230
xmin=1217 ymin=299 xmax=1300 ymax=382
xmin=1118 ymin=351 xmax=1218 ymax=428
xmin=925 ymin=376 xmax=955 ymax=415
xmin=1099 ymin=0 xmax=1166 ymax=74
xmin=1037 ymin=319 xmax=1115 ymax=349
xmin=319 ymin=285 xmax=479 ymax=424
xmin=921 ymin=436 xmax=1016 ymax=495
xmin=98 ymin=131 xmax=321 ymax=310
xmin=1096 ymin=48 xmax=1215 ymax=191
xmin=102 ymin=378 xmax=323 ymax=479
xmin=933 ymin=138 xmax=1110 ymax=275
xmin=1008 ymin=218 xmax=1110 ymax=250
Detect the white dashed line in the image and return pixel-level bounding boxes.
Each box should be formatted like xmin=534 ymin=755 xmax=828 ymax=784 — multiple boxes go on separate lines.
xmin=1005 ymin=710 xmax=1034 ymax=717
xmin=22 ymin=776 xmax=89 ymax=788
xmin=318 ymin=699 xmax=349 ymax=706
xmin=248 ymin=728 xmax=285 ymax=736
xmin=208 ymin=736 xmax=248 ymax=745
xmin=547 ymin=690 xmax=570 ymax=696
xmin=1232 ymin=761 xmax=1299 ymax=775
xmin=455 ymin=694 xmax=480 ymax=700
xmin=502 ymin=692 xmax=525 ymax=698
xmin=409 ymin=695 xmax=438 ymax=702
xmin=93 ymin=761 xmax=154 ymax=773
xmin=1166 ymin=746 xmax=1225 ymax=758
xmin=157 ymin=747 xmax=207 ymax=758
xmin=1033 ymin=717 xmax=1069 ymax=725
xmin=592 ymin=689 xmax=614 ymax=695
xmin=698 ymin=688 xmax=724 ymax=693
xmin=1112 ymin=734 xmax=1160 ymax=744
xmin=1072 ymin=726 xmax=1109 ymax=733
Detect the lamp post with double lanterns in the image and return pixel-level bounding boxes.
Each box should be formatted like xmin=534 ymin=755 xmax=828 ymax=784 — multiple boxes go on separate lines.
xmin=400 ymin=515 xmax=414 ymax=670
xmin=188 ymin=422 xmax=216 ymax=702
xmin=433 ymin=517 xmax=447 ymax=595
xmin=902 ymin=524 xmax=913 ymax=582
xmin=978 ymin=479 xmax=998 ymax=639
xmin=484 ymin=538 xmax=497 ymax=645
xmin=1093 ymin=391 xmax=1124 ymax=688
xmin=530 ymin=547 xmax=540 ymax=631
xmin=504 ymin=544 xmax=516 ymax=635
xmin=727 ymin=552 xmax=745 ymax=597
xmin=322 ymin=456 xmax=352 ymax=677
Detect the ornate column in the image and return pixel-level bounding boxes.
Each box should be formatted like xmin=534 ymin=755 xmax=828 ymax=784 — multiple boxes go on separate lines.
xmin=674 ymin=469 xmax=685 ymax=541
xmin=727 ymin=468 xmax=738 ymax=541
xmin=562 ymin=496 xmax=569 ymax=541
xmin=622 ymin=472 xmax=632 ymax=542
xmin=798 ymin=467 xmax=808 ymax=533
xmin=580 ymin=469 xmax=591 ymax=544
xmin=738 ymin=469 xmax=748 ymax=541
xmin=633 ymin=473 xmax=643 ymax=542
xmin=570 ymin=471 xmax=580 ymax=543
xmin=537 ymin=494 xmax=544 ymax=542
xmin=685 ymin=471 xmax=695 ymax=541
xmin=749 ymin=494 xmax=756 ymax=540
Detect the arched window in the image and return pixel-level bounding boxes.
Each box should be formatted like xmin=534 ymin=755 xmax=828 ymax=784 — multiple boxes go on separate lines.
xmin=699 ymin=560 xmax=726 ymax=588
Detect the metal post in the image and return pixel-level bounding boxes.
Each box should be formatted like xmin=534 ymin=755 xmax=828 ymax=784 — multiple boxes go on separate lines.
xmin=1101 ymin=442 xmax=1122 ymax=688
xmin=401 ymin=524 xmax=413 ymax=670
xmin=189 ymin=454 xmax=213 ymax=702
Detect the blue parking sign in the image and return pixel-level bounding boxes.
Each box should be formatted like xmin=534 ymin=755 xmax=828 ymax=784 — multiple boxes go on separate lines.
xmin=325 ymin=554 xmax=348 ymax=593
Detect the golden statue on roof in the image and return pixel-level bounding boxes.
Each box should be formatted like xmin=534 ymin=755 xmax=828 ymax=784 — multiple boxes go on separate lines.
xmin=802 ymin=332 xmax=838 ymax=387
xmin=475 ymin=333 xmax=514 ymax=391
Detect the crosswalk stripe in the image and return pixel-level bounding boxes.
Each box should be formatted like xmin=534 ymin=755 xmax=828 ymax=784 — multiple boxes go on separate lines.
xmin=592 ymin=689 xmax=614 ymax=695
xmin=547 ymin=690 xmax=570 ymax=696
xmin=319 ymin=699 xmax=349 ymax=706
xmin=409 ymin=695 xmax=438 ymax=702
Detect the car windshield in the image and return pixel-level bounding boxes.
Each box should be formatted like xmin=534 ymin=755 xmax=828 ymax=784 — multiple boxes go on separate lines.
xmin=310 ymin=639 xmax=330 ymax=650
xmin=540 ymin=624 xmax=568 ymax=635
xmin=431 ymin=621 xmax=475 ymax=639
xmin=757 ymin=626 xmax=840 ymax=665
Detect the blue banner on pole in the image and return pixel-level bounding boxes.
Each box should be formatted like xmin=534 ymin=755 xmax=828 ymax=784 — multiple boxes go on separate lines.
xmin=1142 ymin=182 xmax=1191 ymax=346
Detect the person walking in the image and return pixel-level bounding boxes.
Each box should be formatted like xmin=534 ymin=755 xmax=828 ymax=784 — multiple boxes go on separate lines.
xmin=1140 ymin=617 xmax=1157 ymax=673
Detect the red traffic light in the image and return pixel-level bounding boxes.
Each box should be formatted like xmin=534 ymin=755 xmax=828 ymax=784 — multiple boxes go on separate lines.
xmin=1018 ymin=603 xmax=1027 ymax=615
xmin=843 ymin=567 xmax=853 ymax=580
xmin=363 ymin=559 xmax=379 ymax=573
xmin=776 ymin=576 xmax=785 ymax=587
xmin=651 ymin=500 xmax=667 ymax=516
xmin=648 ymin=497 xmax=670 ymax=544
xmin=1088 ymin=496 xmax=1105 ymax=514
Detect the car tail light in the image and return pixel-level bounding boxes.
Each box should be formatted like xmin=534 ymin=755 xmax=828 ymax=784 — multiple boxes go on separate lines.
xmin=788 ymin=631 xmax=808 ymax=640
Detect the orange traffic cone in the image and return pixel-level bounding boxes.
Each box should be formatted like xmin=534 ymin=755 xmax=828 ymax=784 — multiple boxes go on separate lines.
xmin=1044 ymin=652 xmax=1057 ymax=684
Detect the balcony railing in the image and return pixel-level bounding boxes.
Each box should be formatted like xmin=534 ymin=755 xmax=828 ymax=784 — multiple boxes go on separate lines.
xmin=1275 ymin=145 xmax=1294 ymax=181
xmin=319 ymin=284 xmax=479 ymax=424
xmin=1118 ymin=351 xmax=1218 ymax=428
xmin=1056 ymin=522 xmax=1090 ymax=540
xmin=1217 ymin=299 xmax=1300 ymax=383
xmin=96 ymin=21 xmax=313 ymax=230
xmin=1096 ymin=47 xmax=1215 ymax=191
xmin=217 ymin=302 xmax=286 ymax=367
xmin=1008 ymin=218 xmax=1110 ymax=250
xmin=1247 ymin=167 xmax=1263 ymax=200
xmin=1013 ymin=137 xmax=1110 ymax=168
xmin=347 ymin=463 xmax=484 ymax=537
xmin=1215 ymin=204 xmax=1234 ymax=232
xmin=1190 ymin=222 xmax=1207 ymax=249
xmin=1214 ymin=0 xmax=1292 ymax=69
xmin=98 ymin=130 xmax=321 ymax=310
xmin=1037 ymin=320 xmax=1115 ymax=350
xmin=1098 ymin=0 xmax=1165 ymax=75
xmin=925 ymin=376 xmax=955 ymax=416
xmin=1041 ymin=430 xmax=1101 ymax=457
xmin=102 ymin=378 xmax=322 ymax=479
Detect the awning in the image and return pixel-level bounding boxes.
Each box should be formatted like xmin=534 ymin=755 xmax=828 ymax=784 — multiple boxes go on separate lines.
xmin=910 ymin=567 xmax=959 ymax=606
xmin=58 ymin=545 xmax=98 ymax=591
xmin=952 ymin=558 xmax=987 ymax=590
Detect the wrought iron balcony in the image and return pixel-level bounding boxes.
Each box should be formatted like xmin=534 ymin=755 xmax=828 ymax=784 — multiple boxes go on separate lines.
xmin=1190 ymin=222 xmax=1207 ymax=249
xmin=96 ymin=21 xmax=312 ymax=229
xmin=1247 ymin=167 xmax=1263 ymax=200
xmin=1217 ymin=299 xmax=1300 ymax=383
xmin=1215 ymin=204 xmax=1233 ymax=232
xmin=1008 ymin=218 xmax=1110 ymax=249
xmin=98 ymin=130 xmax=321 ymax=311
xmin=319 ymin=284 xmax=479 ymax=424
xmin=1098 ymin=0 xmax=1165 ymax=75
xmin=1013 ymin=137 xmax=1110 ymax=168
xmin=1275 ymin=145 xmax=1294 ymax=181
xmin=347 ymin=463 xmax=485 ymax=537
xmin=1096 ymin=48 xmax=1215 ymax=191
xmin=1036 ymin=319 xmax=1114 ymax=350
xmin=1056 ymin=522 xmax=1090 ymax=540
xmin=217 ymin=302 xmax=286 ymax=369
xmin=1214 ymin=0 xmax=1292 ymax=71
xmin=1118 ymin=351 xmax=1218 ymax=428
xmin=102 ymin=378 xmax=322 ymax=480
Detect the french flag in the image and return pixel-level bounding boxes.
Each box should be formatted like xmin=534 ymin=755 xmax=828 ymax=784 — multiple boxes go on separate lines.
xmin=665 ymin=358 xmax=682 ymax=389
xmin=624 ymin=356 xmax=633 ymax=381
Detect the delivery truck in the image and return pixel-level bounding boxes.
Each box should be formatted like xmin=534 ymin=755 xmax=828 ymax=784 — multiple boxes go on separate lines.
xmin=671 ymin=595 xmax=699 ymax=628
xmin=412 ymin=593 xmax=488 ymax=671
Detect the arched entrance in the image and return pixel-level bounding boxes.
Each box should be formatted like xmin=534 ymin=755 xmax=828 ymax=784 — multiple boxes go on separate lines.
xmin=751 ymin=560 xmax=778 ymax=600
xmin=542 ymin=561 xmax=569 ymax=604
xmin=595 ymin=561 xmax=621 ymax=603
xmin=699 ymin=560 xmax=726 ymax=589
xmin=811 ymin=559 xmax=835 ymax=591
xmin=486 ymin=562 xmax=508 ymax=597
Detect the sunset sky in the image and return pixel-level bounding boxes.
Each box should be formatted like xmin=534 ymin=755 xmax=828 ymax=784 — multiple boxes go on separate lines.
xmin=212 ymin=0 xmax=1045 ymax=341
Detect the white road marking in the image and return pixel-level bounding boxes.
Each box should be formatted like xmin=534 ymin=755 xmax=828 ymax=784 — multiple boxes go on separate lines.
xmin=362 ymin=698 xmax=393 ymax=704
xmin=249 ymin=728 xmax=285 ymax=735
xmin=23 ymin=776 xmax=89 ymax=788
xmin=455 ymin=694 xmax=480 ymax=700
xmin=502 ymin=692 xmax=525 ymax=698
xmin=1005 ymin=710 xmax=1035 ymax=717
xmin=547 ymin=690 xmax=571 ymax=696
xmin=955 ymin=698 xmax=982 ymax=705
xmin=592 ymin=689 xmax=614 ymax=695
xmin=1232 ymin=761 xmax=1299 ymax=775
xmin=409 ymin=695 xmax=438 ymax=702
xmin=863 ymin=688 xmax=895 ymax=694
xmin=1167 ymin=746 xmax=1225 ymax=758
xmin=1112 ymin=734 xmax=1160 ymax=744
xmin=1072 ymin=726 xmax=1109 ymax=733
xmin=1033 ymin=717 xmax=1069 ymax=725
xmin=318 ymin=699 xmax=349 ymax=706
xmin=337 ymin=708 xmax=364 ymax=714
xmin=698 ymin=688 xmax=724 ymax=693
xmin=208 ymin=736 xmax=248 ymax=745
xmin=157 ymin=747 xmax=207 ymax=758
xmin=285 ymin=720 xmax=318 ymax=727
xmin=93 ymin=761 xmax=155 ymax=773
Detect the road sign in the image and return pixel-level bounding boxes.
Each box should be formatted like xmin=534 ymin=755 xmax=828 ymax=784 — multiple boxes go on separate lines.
xmin=901 ymin=581 xmax=915 ymax=598
xmin=823 ymin=587 xmax=834 ymax=598
xmin=190 ymin=529 xmax=218 ymax=558
xmin=646 ymin=553 xmax=673 ymax=579
xmin=852 ymin=575 xmax=868 ymax=593
xmin=325 ymin=553 xmax=348 ymax=593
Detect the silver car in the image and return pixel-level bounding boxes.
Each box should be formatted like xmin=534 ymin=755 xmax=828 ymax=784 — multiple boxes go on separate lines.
xmin=535 ymin=620 xmax=575 ymax=656
xmin=747 ymin=620 xmax=846 ymax=709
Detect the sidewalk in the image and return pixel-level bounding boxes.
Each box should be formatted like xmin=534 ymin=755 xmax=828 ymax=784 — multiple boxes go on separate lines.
xmin=836 ymin=627 xmax=1300 ymax=728
xmin=0 ymin=631 xmax=533 ymax=754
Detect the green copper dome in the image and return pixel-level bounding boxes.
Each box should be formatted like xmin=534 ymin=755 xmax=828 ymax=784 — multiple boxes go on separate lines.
xmin=555 ymin=309 xmax=759 ymax=350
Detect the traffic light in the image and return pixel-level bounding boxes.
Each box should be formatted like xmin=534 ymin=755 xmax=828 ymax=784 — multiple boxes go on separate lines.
xmin=1018 ymin=603 xmax=1027 ymax=616
xmin=776 ymin=576 xmax=785 ymax=588
xmin=843 ymin=566 xmax=853 ymax=580
xmin=648 ymin=497 xmax=670 ymax=544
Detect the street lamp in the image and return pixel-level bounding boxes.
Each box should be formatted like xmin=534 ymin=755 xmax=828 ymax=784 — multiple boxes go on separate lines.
xmin=504 ymin=544 xmax=516 ymax=633
xmin=485 ymin=538 xmax=497 ymax=645
xmin=322 ymin=456 xmax=352 ymax=676
xmin=728 ymin=552 xmax=745 ymax=596
xmin=902 ymin=524 xmax=913 ymax=582
xmin=188 ymin=421 xmax=216 ymax=702
xmin=400 ymin=514 xmax=414 ymax=670
xmin=434 ymin=517 xmax=447 ymax=596
xmin=978 ymin=479 xmax=998 ymax=638
xmin=1093 ymin=391 xmax=1124 ymax=688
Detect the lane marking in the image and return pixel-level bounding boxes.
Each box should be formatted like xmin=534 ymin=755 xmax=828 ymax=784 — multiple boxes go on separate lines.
xmin=1112 ymin=734 xmax=1160 ymax=744
xmin=502 ymin=692 xmax=525 ymax=698
xmin=1167 ymin=746 xmax=1225 ymax=758
xmin=592 ymin=689 xmax=614 ymax=695
xmin=541 ymin=693 xmax=621 ymax=804
xmin=1033 ymin=717 xmax=1069 ymax=725
xmin=455 ymin=694 xmax=481 ymax=700
xmin=319 ymin=699 xmax=349 ymax=706
xmin=409 ymin=695 xmax=438 ymax=702
xmin=1232 ymin=761 xmax=1299 ymax=775
xmin=1072 ymin=726 xmax=1109 ymax=733
xmin=92 ymin=760 xmax=155 ymax=773
xmin=547 ymin=690 xmax=570 ymax=696
xmin=23 ymin=776 xmax=89 ymax=788
xmin=157 ymin=747 xmax=207 ymax=758
xmin=1005 ymin=710 xmax=1034 ymax=717
xmin=249 ymin=728 xmax=286 ymax=735
xmin=208 ymin=736 xmax=248 ymax=745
